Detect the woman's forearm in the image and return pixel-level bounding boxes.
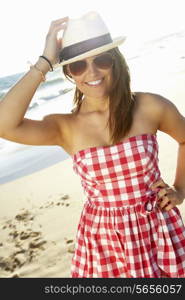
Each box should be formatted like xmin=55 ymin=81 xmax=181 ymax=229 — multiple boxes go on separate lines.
xmin=0 ymin=58 xmax=50 ymax=136
xmin=173 ymin=142 xmax=185 ymax=200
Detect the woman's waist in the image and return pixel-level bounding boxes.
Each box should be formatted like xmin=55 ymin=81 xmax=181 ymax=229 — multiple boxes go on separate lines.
xmin=82 ymin=193 xmax=159 ymax=218
xmin=84 ymin=190 xmax=158 ymax=208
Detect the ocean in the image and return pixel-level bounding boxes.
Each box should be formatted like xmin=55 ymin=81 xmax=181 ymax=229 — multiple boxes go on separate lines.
xmin=0 ymin=68 xmax=75 ymax=184
xmin=0 ymin=29 xmax=185 ymax=184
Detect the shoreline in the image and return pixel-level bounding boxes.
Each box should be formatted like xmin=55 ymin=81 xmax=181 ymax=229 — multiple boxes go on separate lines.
xmin=0 ymin=146 xmax=69 ymax=185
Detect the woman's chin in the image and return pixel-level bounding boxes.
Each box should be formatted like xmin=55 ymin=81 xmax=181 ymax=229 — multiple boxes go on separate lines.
xmin=84 ymin=88 xmax=109 ymax=100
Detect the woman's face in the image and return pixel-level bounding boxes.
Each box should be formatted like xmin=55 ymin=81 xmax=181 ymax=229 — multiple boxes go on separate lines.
xmin=66 ymin=53 xmax=113 ymax=100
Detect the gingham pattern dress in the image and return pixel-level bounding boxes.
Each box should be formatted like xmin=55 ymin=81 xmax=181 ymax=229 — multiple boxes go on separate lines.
xmin=71 ymin=133 xmax=185 ymax=277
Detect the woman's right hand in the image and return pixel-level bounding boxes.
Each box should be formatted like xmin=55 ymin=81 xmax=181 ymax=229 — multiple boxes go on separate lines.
xmin=42 ymin=16 xmax=69 ymax=66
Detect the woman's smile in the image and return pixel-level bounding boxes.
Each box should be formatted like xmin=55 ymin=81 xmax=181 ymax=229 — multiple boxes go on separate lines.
xmin=85 ymin=77 xmax=104 ymax=87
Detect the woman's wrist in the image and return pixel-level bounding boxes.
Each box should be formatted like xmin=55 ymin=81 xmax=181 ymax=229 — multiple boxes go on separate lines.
xmin=39 ymin=55 xmax=53 ymax=71
xmin=172 ymin=185 xmax=185 ymax=204
xmin=27 ymin=57 xmax=49 ymax=82
xmin=35 ymin=57 xmax=51 ymax=74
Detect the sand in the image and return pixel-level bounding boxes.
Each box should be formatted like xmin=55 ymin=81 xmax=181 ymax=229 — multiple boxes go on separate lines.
xmin=0 ymin=63 xmax=185 ymax=278
xmin=0 ymin=159 xmax=84 ymax=277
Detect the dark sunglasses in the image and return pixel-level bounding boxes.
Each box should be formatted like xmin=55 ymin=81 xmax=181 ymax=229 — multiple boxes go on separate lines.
xmin=67 ymin=52 xmax=114 ymax=76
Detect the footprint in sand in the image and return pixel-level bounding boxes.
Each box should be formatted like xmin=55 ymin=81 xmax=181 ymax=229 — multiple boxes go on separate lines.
xmin=39 ymin=194 xmax=70 ymax=209
xmin=64 ymin=238 xmax=75 ymax=254
xmin=0 ymin=254 xmax=26 ymax=272
xmin=67 ymin=244 xmax=75 ymax=254
xmin=15 ymin=210 xmax=34 ymax=222
xmin=0 ymin=209 xmax=47 ymax=275
xmin=11 ymin=273 xmax=19 ymax=278
xmin=29 ymin=239 xmax=46 ymax=249
xmin=59 ymin=194 xmax=70 ymax=207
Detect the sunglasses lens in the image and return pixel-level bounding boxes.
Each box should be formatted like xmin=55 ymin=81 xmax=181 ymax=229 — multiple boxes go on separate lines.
xmin=94 ymin=53 xmax=113 ymax=69
xmin=68 ymin=53 xmax=113 ymax=76
xmin=69 ymin=60 xmax=86 ymax=76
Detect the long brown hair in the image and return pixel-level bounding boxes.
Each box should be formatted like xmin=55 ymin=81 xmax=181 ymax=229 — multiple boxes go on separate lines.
xmin=63 ymin=47 xmax=136 ymax=145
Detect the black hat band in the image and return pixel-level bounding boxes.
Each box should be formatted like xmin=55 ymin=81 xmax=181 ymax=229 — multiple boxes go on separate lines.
xmin=59 ymin=33 xmax=112 ymax=63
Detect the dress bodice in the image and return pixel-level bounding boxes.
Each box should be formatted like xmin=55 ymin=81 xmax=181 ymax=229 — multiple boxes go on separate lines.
xmin=72 ymin=133 xmax=161 ymax=208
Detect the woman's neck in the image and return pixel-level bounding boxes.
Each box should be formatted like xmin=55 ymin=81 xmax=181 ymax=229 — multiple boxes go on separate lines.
xmin=81 ymin=96 xmax=109 ymax=113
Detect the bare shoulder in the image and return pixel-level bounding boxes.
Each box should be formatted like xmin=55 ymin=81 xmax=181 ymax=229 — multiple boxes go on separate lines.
xmin=44 ymin=112 xmax=77 ymax=147
xmin=135 ymin=91 xmax=167 ymax=112
xmin=44 ymin=111 xmax=76 ymax=133
xmin=133 ymin=91 xmax=166 ymax=128
xmin=44 ymin=112 xmax=74 ymax=127
xmin=135 ymin=91 xmax=185 ymax=143
xmin=43 ymin=112 xmax=71 ymax=122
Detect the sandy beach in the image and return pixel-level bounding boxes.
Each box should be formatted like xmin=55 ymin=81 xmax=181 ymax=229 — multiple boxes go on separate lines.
xmin=0 ymin=62 xmax=185 ymax=278
xmin=0 ymin=158 xmax=84 ymax=277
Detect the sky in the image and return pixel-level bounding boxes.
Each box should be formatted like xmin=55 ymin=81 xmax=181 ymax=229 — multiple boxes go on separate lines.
xmin=0 ymin=0 xmax=185 ymax=77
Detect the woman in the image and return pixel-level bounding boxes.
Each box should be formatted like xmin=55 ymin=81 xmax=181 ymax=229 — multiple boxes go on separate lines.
xmin=0 ymin=12 xmax=185 ymax=278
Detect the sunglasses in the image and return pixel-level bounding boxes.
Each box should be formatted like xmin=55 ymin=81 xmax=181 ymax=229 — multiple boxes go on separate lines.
xmin=67 ymin=52 xmax=114 ymax=76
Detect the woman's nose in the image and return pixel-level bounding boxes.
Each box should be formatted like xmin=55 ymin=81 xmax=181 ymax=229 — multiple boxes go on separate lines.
xmin=86 ymin=61 xmax=99 ymax=74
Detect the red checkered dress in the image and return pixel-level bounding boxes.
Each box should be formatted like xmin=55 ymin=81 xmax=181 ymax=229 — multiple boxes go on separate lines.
xmin=71 ymin=133 xmax=185 ymax=277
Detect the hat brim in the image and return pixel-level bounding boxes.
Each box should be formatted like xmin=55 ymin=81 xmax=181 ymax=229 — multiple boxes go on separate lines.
xmin=55 ymin=36 xmax=126 ymax=68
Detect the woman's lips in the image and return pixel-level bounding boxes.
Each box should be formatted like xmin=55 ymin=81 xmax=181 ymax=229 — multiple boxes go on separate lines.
xmin=85 ymin=78 xmax=104 ymax=86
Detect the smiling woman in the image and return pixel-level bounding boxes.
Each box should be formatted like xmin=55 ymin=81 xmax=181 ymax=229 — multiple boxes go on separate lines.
xmin=63 ymin=47 xmax=135 ymax=144
xmin=64 ymin=52 xmax=114 ymax=96
xmin=0 ymin=10 xmax=185 ymax=278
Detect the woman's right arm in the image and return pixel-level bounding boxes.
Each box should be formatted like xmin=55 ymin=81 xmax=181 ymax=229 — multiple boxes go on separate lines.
xmin=0 ymin=17 xmax=68 ymax=146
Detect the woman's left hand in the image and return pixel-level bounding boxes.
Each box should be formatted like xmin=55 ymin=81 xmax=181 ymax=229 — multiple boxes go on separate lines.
xmin=150 ymin=179 xmax=184 ymax=211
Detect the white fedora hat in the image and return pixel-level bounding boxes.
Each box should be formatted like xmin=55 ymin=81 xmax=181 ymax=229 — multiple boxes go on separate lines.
xmin=59 ymin=11 xmax=126 ymax=66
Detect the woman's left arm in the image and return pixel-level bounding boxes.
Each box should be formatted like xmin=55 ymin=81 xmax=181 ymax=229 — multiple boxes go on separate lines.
xmin=148 ymin=93 xmax=185 ymax=211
